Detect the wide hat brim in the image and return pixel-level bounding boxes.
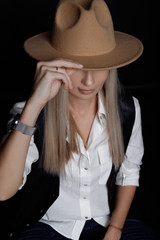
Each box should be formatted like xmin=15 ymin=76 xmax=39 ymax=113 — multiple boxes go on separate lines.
xmin=24 ymin=30 xmax=143 ymax=70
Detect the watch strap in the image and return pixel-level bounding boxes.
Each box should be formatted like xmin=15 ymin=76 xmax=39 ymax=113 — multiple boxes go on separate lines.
xmin=15 ymin=120 xmax=37 ymax=136
xmin=11 ymin=114 xmax=37 ymax=136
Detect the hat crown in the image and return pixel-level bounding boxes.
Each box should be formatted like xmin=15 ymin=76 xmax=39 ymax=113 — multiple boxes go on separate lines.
xmin=24 ymin=0 xmax=143 ymax=69
xmin=51 ymin=0 xmax=116 ymax=56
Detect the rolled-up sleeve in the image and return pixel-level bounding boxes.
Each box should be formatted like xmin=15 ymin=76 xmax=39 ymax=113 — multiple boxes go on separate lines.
xmin=2 ymin=101 xmax=39 ymax=189
xmin=19 ymin=135 xmax=39 ymax=189
xmin=116 ymin=97 xmax=144 ymax=186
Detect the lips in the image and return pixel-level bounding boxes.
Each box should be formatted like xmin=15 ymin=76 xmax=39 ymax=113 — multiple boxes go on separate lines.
xmin=78 ymin=88 xmax=95 ymax=94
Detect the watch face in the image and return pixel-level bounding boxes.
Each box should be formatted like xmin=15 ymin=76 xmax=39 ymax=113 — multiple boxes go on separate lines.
xmin=11 ymin=114 xmax=20 ymax=130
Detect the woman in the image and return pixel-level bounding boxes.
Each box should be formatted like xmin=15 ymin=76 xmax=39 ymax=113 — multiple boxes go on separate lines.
xmin=0 ymin=0 xmax=149 ymax=239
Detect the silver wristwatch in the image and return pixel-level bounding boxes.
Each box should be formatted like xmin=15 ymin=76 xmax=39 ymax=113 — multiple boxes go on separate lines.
xmin=11 ymin=114 xmax=37 ymax=136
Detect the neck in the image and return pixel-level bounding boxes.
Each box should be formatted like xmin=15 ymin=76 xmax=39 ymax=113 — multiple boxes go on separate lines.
xmin=69 ymin=94 xmax=98 ymax=116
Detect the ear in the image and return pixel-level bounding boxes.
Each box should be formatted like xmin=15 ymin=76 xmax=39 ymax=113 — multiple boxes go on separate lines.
xmin=55 ymin=1 xmax=81 ymax=30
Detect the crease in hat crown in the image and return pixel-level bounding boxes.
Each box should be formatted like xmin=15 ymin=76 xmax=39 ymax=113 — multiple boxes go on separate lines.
xmin=51 ymin=0 xmax=116 ymax=56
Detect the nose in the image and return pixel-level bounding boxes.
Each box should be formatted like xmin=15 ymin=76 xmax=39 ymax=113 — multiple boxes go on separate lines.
xmin=81 ymin=71 xmax=95 ymax=87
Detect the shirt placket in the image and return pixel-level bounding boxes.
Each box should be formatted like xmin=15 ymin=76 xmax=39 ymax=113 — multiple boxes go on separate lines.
xmin=79 ymin=150 xmax=91 ymax=220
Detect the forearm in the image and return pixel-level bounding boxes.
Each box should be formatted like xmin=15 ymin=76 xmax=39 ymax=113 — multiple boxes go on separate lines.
xmin=0 ymin=101 xmax=41 ymax=200
xmin=110 ymin=185 xmax=136 ymax=228
xmin=103 ymin=185 xmax=136 ymax=240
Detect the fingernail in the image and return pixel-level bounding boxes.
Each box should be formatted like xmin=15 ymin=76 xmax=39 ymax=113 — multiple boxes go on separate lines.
xmin=77 ymin=63 xmax=83 ymax=67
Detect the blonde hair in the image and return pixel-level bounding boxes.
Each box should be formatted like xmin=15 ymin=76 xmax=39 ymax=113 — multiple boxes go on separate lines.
xmin=103 ymin=69 xmax=124 ymax=168
xmin=44 ymin=69 xmax=124 ymax=174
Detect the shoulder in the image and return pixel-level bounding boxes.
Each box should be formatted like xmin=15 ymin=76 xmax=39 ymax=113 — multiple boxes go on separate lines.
xmin=133 ymin=96 xmax=140 ymax=106
xmin=133 ymin=96 xmax=141 ymax=113
xmin=132 ymin=97 xmax=142 ymax=130
xmin=10 ymin=101 xmax=26 ymax=115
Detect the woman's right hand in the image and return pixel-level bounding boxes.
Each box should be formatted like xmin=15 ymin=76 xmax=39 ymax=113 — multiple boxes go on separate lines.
xmin=0 ymin=59 xmax=83 ymax=200
xmin=28 ymin=59 xmax=83 ymax=111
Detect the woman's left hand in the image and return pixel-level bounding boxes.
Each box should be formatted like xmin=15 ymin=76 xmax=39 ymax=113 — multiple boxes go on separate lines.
xmin=103 ymin=226 xmax=122 ymax=240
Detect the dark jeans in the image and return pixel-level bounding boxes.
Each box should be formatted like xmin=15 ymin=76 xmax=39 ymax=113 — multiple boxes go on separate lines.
xmin=15 ymin=218 xmax=160 ymax=240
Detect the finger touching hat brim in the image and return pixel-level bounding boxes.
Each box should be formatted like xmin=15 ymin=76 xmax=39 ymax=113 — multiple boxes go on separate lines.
xmin=24 ymin=31 xmax=143 ymax=70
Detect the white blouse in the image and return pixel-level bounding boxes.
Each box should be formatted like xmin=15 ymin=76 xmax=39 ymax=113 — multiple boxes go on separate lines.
xmin=8 ymin=94 xmax=144 ymax=240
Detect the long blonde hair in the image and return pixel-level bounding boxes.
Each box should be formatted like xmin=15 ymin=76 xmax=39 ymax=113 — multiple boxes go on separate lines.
xmin=44 ymin=68 xmax=124 ymax=174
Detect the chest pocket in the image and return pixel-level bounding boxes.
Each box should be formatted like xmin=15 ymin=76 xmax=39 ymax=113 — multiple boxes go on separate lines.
xmin=98 ymin=145 xmax=112 ymax=184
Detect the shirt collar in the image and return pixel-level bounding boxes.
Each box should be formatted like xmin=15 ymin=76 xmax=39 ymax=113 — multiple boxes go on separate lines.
xmin=66 ymin=92 xmax=107 ymax=143
xmin=97 ymin=91 xmax=107 ymax=126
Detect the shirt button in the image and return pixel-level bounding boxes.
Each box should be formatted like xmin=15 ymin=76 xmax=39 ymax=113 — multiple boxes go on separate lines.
xmin=26 ymin=223 xmax=30 ymax=227
xmin=85 ymin=216 xmax=88 ymax=219
xmin=9 ymin=233 xmax=13 ymax=237
xmin=84 ymin=167 xmax=88 ymax=170
xmin=83 ymin=197 xmax=87 ymax=199
xmin=40 ymin=209 xmax=43 ymax=213
xmin=84 ymin=184 xmax=88 ymax=186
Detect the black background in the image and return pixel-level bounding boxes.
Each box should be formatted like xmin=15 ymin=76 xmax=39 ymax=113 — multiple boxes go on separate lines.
xmin=0 ymin=0 xmax=160 ymax=233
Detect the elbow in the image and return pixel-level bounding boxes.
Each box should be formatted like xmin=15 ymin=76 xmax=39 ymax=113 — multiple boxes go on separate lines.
xmin=0 ymin=194 xmax=10 ymax=201
xmin=0 ymin=195 xmax=9 ymax=201
xmin=0 ymin=175 xmax=23 ymax=201
xmin=0 ymin=186 xmax=19 ymax=201
xmin=0 ymin=192 xmax=18 ymax=201
xmin=0 ymin=191 xmax=16 ymax=201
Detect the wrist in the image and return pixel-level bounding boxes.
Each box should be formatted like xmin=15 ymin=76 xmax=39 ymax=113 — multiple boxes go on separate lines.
xmin=104 ymin=224 xmax=122 ymax=240
xmin=109 ymin=224 xmax=122 ymax=233
xmin=28 ymin=94 xmax=47 ymax=112
xmin=20 ymin=100 xmax=42 ymax=126
xmin=11 ymin=114 xmax=37 ymax=136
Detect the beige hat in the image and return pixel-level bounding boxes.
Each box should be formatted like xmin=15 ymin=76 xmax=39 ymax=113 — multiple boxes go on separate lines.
xmin=24 ymin=0 xmax=143 ymax=70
